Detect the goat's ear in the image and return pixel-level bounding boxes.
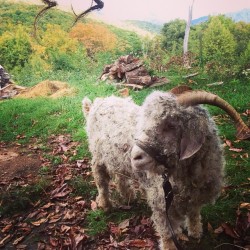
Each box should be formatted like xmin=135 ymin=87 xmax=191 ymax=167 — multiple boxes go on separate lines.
xmin=179 ymin=120 xmax=206 ymax=160
xmin=82 ymin=97 xmax=92 ymax=118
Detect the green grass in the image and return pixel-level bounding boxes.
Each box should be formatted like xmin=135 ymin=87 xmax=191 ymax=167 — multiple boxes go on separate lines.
xmin=1 ymin=65 xmax=249 ymax=232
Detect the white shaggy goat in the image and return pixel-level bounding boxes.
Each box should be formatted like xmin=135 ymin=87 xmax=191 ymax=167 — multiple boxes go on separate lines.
xmin=82 ymin=86 xmax=249 ymax=250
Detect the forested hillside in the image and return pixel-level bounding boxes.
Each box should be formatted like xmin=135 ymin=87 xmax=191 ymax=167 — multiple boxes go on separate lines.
xmin=0 ymin=1 xmax=142 ymax=84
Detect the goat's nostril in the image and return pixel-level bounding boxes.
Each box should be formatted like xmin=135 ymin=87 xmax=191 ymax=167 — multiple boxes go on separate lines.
xmin=133 ymin=155 xmax=143 ymax=161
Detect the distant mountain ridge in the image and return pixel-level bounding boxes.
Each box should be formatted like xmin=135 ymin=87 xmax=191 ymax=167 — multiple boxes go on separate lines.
xmin=227 ymin=8 xmax=250 ymax=23
xmin=127 ymin=8 xmax=250 ymax=34
xmin=192 ymin=8 xmax=250 ymax=25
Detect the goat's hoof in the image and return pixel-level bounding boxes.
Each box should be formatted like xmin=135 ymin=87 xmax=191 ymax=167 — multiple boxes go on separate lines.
xmin=160 ymin=238 xmax=178 ymax=250
xmin=188 ymin=229 xmax=202 ymax=239
xmin=96 ymin=197 xmax=112 ymax=212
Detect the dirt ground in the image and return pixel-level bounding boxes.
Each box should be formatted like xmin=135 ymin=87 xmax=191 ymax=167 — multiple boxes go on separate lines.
xmin=0 ymin=145 xmax=42 ymax=183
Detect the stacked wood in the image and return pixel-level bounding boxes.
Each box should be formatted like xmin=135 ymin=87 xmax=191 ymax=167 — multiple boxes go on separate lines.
xmin=0 ymin=83 xmax=26 ymax=100
xmin=100 ymin=55 xmax=170 ymax=90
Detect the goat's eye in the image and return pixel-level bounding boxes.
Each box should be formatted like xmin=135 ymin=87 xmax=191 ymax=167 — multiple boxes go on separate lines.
xmin=163 ymin=123 xmax=175 ymax=133
xmin=168 ymin=124 xmax=175 ymax=129
xmin=165 ymin=123 xmax=175 ymax=130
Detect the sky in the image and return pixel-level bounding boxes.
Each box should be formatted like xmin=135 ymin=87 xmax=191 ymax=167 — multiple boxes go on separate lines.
xmin=65 ymin=0 xmax=250 ymax=22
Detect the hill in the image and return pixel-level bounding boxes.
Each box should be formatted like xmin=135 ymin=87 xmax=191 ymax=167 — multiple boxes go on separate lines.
xmin=227 ymin=8 xmax=250 ymax=23
xmin=192 ymin=9 xmax=250 ymax=25
xmin=124 ymin=20 xmax=163 ymax=34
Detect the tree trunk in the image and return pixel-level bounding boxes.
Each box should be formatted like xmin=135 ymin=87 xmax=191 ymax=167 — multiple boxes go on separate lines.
xmin=183 ymin=0 xmax=194 ymax=68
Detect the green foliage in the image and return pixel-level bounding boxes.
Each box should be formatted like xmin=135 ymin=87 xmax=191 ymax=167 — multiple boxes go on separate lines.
xmin=108 ymin=25 xmax=142 ymax=55
xmin=142 ymin=35 xmax=170 ymax=72
xmin=125 ymin=20 xmax=163 ymax=34
xmin=232 ymin=21 xmax=250 ymax=57
xmin=160 ymin=14 xmax=250 ymax=81
xmin=203 ymin=17 xmax=236 ymax=64
xmin=86 ymin=210 xmax=109 ymax=236
xmin=161 ymin=19 xmax=186 ymax=55
xmin=0 ymin=25 xmax=32 ymax=71
xmin=202 ymin=17 xmax=237 ymax=80
xmin=0 ymin=1 xmax=142 ymax=76
xmin=70 ymin=176 xmax=97 ymax=199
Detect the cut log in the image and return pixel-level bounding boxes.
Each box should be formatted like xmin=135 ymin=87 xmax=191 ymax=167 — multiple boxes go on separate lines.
xmin=103 ymin=64 xmax=112 ymax=74
xmin=120 ymin=60 xmax=143 ymax=73
xmin=126 ymin=75 xmax=152 ymax=86
xmin=118 ymin=83 xmax=144 ymax=90
xmin=149 ymin=77 xmax=170 ymax=88
xmin=13 ymin=85 xmax=27 ymax=90
xmin=0 ymin=84 xmax=14 ymax=92
xmin=118 ymin=55 xmax=134 ymax=64
xmin=100 ymin=55 xmax=168 ymax=90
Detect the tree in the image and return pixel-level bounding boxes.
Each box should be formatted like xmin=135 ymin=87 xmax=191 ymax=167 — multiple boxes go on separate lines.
xmin=183 ymin=0 xmax=194 ymax=67
xmin=203 ymin=16 xmax=236 ymax=64
xmin=203 ymin=16 xmax=236 ymax=79
xmin=161 ymin=19 xmax=186 ymax=55
xmin=231 ymin=21 xmax=250 ymax=57
xmin=70 ymin=22 xmax=117 ymax=56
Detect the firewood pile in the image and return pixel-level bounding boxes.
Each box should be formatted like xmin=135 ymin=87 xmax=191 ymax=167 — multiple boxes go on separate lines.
xmin=100 ymin=55 xmax=170 ymax=90
xmin=0 ymin=65 xmax=26 ymax=99
xmin=0 ymin=83 xmax=27 ymax=99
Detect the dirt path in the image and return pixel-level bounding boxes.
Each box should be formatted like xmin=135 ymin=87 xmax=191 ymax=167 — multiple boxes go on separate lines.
xmin=0 ymin=144 xmax=42 ymax=183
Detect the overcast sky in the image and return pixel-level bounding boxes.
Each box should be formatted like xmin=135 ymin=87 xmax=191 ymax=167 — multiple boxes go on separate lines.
xmin=65 ymin=0 xmax=250 ymax=22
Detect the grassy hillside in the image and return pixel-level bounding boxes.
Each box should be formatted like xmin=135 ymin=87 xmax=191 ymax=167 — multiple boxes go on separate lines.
xmin=0 ymin=2 xmax=249 ymax=249
xmin=124 ymin=20 xmax=163 ymax=34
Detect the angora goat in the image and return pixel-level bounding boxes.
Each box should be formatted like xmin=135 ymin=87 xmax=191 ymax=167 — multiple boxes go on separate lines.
xmin=82 ymin=86 xmax=249 ymax=250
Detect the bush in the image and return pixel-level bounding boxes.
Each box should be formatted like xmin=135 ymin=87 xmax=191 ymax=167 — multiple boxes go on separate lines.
xmin=0 ymin=25 xmax=32 ymax=70
xmin=70 ymin=22 xmax=118 ymax=56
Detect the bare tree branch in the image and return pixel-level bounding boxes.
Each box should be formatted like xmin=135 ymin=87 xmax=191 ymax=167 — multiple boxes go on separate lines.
xmin=72 ymin=0 xmax=104 ymax=27
xmin=33 ymin=0 xmax=57 ymax=39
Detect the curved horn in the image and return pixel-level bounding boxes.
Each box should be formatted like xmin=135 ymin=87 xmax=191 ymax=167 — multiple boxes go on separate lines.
xmin=177 ymin=91 xmax=250 ymax=141
xmin=170 ymin=85 xmax=192 ymax=95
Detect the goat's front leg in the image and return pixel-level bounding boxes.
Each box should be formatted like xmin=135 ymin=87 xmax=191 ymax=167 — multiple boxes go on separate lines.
xmin=186 ymin=206 xmax=203 ymax=239
xmin=92 ymin=163 xmax=112 ymax=211
xmin=116 ymin=175 xmax=136 ymax=204
xmin=145 ymin=179 xmax=183 ymax=250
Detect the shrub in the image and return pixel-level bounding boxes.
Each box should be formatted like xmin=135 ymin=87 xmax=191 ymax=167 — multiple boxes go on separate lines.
xmin=70 ymin=22 xmax=118 ymax=56
xmin=0 ymin=25 xmax=32 ymax=70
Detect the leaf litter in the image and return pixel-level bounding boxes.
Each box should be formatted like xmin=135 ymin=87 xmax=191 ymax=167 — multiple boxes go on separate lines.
xmin=0 ymin=134 xmax=249 ymax=249
xmin=0 ymin=135 xmax=160 ymax=249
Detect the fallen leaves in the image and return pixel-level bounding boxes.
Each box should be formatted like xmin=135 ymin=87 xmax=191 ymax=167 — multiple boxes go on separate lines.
xmin=214 ymin=209 xmax=250 ymax=248
xmin=1 ymin=133 xmax=249 ymax=249
xmin=224 ymin=139 xmax=243 ymax=153
xmin=0 ymin=135 xmax=90 ymax=249
xmin=98 ymin=216 xmax=157 ymax=249
xmin=240 ymin=203 xmax=250 ymax=210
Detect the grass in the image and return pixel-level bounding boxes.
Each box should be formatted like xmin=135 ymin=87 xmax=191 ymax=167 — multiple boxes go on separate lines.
xmin=0 ymin=67 xmax=249 ymax=246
